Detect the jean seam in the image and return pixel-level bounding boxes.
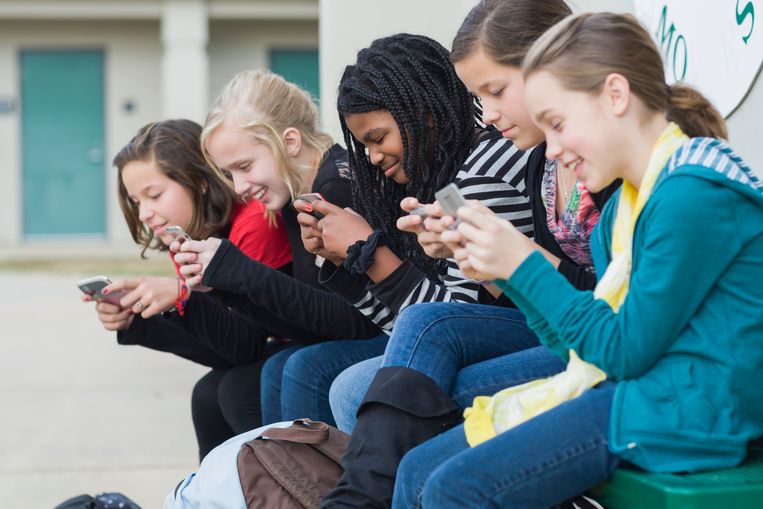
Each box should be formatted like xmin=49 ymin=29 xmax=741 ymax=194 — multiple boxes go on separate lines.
xmin=402 ymin=313 xmax=528 ymax=368
xmin=471 ymin=436 xmax=608 ymax=506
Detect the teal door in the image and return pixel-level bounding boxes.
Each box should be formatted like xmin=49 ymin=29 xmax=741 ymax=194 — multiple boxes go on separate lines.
xmin=270 ymin=49 xmax=320 ymax=104
xmin=21 ymin=50 xmax=105 ymax=237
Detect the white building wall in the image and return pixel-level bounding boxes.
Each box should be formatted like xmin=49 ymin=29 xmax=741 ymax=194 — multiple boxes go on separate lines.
xmin=0 ymin=19 xmax=162 ymax=247
xmin=208 ymin=19 xmax=318 ymax=101
xmin=319 ymin=0 xmax=763 ymax=175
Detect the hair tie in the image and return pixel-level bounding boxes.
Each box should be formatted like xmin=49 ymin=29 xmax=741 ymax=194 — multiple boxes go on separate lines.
xmin=342 ymin=230 xmax=388 ymax=275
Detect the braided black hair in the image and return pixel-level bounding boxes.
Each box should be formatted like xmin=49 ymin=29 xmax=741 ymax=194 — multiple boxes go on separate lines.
xmin=338 ymin=33 xmax=476 ymax=279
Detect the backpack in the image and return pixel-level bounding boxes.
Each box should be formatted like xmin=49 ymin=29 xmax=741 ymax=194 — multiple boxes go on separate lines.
xmin=237 ymin=419 xmax=349 ymax=509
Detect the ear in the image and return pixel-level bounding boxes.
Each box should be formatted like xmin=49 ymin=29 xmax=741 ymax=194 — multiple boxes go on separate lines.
xmin=601 ymin=73 xmax=631 ymax=117
xmin=282 ymin=127 xmax=303 ymax=157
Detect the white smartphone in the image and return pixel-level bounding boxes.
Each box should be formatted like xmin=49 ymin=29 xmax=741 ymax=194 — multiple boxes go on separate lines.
xmin=165 ymin=225 xmax=191 ymax=242
xmin=76 ymin=275 xmax=129 ymax=305
xmin=434 ymin=183 xmax=467 ymax=227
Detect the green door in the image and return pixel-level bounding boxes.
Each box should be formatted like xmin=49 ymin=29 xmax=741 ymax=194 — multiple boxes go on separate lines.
xmin=21 ymin=50 xmax=105 ymax=237
xmin=270 ymin=49 xmax=320 ymax=104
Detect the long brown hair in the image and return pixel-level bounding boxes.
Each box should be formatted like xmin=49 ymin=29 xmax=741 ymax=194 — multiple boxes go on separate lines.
xmin=450 ymin=0 xmax=572 ymax=67
xmin=114 ymin=119 xmax=237 ymax=257
xmin=523 ymin=12 xmax=727 ymax=139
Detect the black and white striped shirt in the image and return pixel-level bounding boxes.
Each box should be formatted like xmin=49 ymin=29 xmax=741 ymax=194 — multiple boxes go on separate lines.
xmin=320 ymin=130 xmax=533 ymax=332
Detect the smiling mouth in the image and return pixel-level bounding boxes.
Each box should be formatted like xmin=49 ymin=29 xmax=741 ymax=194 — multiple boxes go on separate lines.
xmin=564 ymin=159 xmax=582 ymax=171
xmin=252 ymin=187 xmax=267 ymax=201
xmin=383 ymin=162 xmax=399 ymax=177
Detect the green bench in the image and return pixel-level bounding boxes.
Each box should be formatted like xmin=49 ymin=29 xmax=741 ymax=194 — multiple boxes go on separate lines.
xmin=592 ymin=446 xmax=763 ymax=509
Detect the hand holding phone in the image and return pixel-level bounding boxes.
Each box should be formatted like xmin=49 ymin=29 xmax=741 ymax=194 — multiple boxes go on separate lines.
xmin=77 ymin=275 xmax=129 ymax=306
xmin=297 ymin=193 xmax=329 ymax=219
xmin=434 ymin=183 xmax=467 ymax=229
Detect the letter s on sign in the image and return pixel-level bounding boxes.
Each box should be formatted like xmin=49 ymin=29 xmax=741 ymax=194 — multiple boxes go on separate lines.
xmin=736 ymin=0 xmax=755 ymax=45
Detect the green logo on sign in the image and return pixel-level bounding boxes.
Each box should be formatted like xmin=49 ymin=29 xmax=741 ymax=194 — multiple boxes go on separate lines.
xmin=656 ymin=5 xmax=687 ymax=81
xmin=736 ymin=0 xmax=755 ymax=45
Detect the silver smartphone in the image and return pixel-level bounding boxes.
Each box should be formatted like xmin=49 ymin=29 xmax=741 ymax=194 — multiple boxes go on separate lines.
xmin=165 ymin=225 xmax=191 ymax=242
xmin=76 ymin=275 xmax=129 ymax=305
xmin=434 ymin=183 xmax=467 ymax=227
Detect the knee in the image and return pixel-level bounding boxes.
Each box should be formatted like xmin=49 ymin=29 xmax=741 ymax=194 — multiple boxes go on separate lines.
xmin=329 ymin=360 xmax=377 ymax=433
xmin=282 ymin=344 xmax=333 ymax=386
xmin=191 ymin=370 xmax=222 ymax=413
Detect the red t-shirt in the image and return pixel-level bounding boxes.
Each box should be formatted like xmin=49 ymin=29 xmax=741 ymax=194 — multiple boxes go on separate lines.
xmin=229 ymin=200 xmax=292 ymax=269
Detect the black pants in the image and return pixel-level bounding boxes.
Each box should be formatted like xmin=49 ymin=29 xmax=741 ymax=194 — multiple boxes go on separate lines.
xmin=191 ymin=339 xmax=295 ymax=460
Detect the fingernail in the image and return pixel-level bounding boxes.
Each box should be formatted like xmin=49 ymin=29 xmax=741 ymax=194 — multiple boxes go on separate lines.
xmin=102 ymin=289 xmax=109 ymax=294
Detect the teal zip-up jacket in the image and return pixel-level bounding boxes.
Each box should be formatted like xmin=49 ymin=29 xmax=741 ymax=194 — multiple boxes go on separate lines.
xmin=497 ymin=138 xmax=763 ymax=473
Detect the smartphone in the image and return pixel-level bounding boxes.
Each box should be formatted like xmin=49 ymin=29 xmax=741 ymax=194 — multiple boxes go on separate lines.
xmin=297 ymin=192 xmax=328 ymax=219
xmin=165 ymin=225 xmax=191 ymax=242
xmin=76 ymin=276 xmax=129 ymax=305
xmin=408 ymin=206 xmax=429 ymax=220
xmin=434 ymin=183 xmax=467 ymax=227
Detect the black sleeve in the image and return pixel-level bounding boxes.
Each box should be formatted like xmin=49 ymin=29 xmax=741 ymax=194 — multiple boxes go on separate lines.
xmin=117 ymin=292 xmax=269 ymax=367
xmin=203 ymin=239 xmax=382 ymax=341
xmin=117 ymin=312 xmax=234 ymax=369
xmin=317 ymin=175 xmax=354 ymax=210
xmin=319 ymin=262 xmax=396 ymax=332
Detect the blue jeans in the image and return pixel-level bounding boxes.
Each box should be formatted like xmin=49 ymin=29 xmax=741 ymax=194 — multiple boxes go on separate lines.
xmin=393 ymin=381 xmax=620 ymax=508
xmin=330 ymin=303 xmax=566 ymax=432
xmin=260 ymin=335 xmax=388 ymax=426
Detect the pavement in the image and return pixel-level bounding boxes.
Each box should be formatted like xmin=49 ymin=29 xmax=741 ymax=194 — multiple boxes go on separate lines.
xmin=0 ymin=270 xmax=208 ymax=508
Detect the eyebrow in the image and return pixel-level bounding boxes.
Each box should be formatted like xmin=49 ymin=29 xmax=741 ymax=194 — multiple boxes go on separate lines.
xmin=535 ymin=109 xmax=552 ymax=124
xmin=219 ymin=158 xmax=249 ymax=172
xmin=362 ymin=128 xmax=385 ymax=143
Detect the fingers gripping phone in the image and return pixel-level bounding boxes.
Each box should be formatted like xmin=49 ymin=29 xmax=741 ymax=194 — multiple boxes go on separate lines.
xmin=434 ymin=183 xmax=467 ymax=228
xmin=77 ymin=276 xmax=129 ymax=306
xmin=297 ymin=193 xmax=328 ymax=219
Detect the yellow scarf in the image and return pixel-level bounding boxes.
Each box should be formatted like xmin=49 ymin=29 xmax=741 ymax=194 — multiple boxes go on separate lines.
xmin=464 ymin=123 xmax=689 ymax=447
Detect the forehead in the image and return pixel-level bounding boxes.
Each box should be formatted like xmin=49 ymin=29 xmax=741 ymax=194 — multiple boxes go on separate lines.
xmin=453 ymin=49 xmax=521 ymax=90
xmin=121 ymin=158 xmax=170 ymax=191
xmin=344 ymin=109 xmax=397 ymax=136
xmin=524 ymin=71 xmax=569 ymax=118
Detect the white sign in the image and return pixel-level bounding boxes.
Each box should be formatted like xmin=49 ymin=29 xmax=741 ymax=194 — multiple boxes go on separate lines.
xmin=634 ymin=1 xmax=763 ymax=117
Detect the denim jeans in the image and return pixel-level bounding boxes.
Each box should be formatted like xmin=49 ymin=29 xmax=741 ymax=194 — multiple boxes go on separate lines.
xmin=260 ymin=335 xmax=388 ymax=426
xmin=329 ymin=302 xmax=566 ymax=432
xmin=393 ymin=381 xmax=620 ymax=508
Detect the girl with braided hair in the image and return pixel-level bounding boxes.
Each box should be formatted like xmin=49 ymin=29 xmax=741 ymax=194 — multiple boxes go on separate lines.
xmin=265 ymin=32 xmax=537 ymax=429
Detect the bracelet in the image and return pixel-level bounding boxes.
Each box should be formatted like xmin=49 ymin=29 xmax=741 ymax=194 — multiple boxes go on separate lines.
xmin=342 ymin=229 xmax=388 ymax=275
xmin=170 ymin=251 xmax=190 ymax=316
xmin=175 ymin=278 xmax=189 ymax=316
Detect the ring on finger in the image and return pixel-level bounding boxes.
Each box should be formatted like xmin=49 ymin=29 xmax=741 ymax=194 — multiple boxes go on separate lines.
xmin=135 ymin=301 xmax=144 ymax=310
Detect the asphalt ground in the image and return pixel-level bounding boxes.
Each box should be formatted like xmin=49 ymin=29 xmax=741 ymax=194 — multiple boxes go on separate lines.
xmin=0 ymin=268 xmax=207 ymax=508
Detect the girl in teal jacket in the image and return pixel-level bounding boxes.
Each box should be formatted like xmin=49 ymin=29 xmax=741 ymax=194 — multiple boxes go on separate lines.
xmin=392 ymin=12 xmax=763 ymax=508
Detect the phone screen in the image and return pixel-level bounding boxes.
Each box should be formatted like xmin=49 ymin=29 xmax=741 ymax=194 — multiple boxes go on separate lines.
xmin=297 ymin=193 xmax=328 ymax=219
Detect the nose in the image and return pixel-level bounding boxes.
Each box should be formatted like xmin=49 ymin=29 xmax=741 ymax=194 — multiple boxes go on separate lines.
xmin=368 ymin=146 xmax=384 ymax=166
xmin=138 ymin=202 xmax=153 ymax=223
xmin=545 ymin=135 xmax=563 ymax=161
xmin=481 ymin=101 xmax=500 ymax=125
xmin=231 ymin=174 xmax=249 ymax=197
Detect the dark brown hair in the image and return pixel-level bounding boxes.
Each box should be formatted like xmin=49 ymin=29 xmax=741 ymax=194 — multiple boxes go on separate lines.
xmin=450 ymin=0 xmax=572 ymax=67
xmin=114 ymin=119 xmax=237 ymax=257
xmin=523 ymin=12 xmax=727 ymax=139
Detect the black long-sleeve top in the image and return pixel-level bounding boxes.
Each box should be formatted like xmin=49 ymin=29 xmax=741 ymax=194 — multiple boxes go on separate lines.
xmin=201 ymin=144 xmax=381 ymax=342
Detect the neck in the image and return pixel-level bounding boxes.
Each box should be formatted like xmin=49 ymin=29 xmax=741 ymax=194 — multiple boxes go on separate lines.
xmin=295 ymin=144 xmax=324 ymax=190
xmin=622 ymin=115 xmax=670 ymax=190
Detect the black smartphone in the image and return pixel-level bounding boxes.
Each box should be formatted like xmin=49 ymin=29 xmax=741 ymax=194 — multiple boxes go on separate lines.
xmin=297 ymin=192 xmax=328 ymax=219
